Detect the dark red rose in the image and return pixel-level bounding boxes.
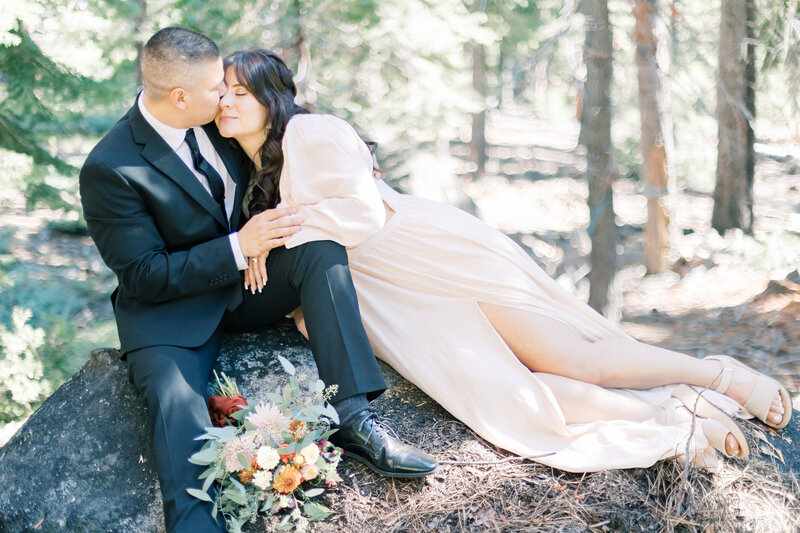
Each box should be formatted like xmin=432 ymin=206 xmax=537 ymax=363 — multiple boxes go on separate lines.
xmin=208 ymin=394 xmax=248 ymax=427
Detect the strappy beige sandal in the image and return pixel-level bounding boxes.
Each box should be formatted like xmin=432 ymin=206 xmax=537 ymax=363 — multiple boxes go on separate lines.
xmin=669 ymin=384 xmax=750 ymax=459
xmin=705 ymin=354 xmax=792 ymax=429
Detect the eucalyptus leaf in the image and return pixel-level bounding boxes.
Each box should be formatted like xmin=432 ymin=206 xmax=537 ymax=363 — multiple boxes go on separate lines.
xmin=198 ymin=465 xmax=216 ymax=480
xmin=222 ymin=488 xmax=247 ymax=506
xmin=186 ymin=488 xmax=213 ymax=502
xmin=237 ymin=452 xmax=251 ymax=470
xmin=277 ymin=355 xmax=296 ymax=375
xmin=188 ymin=446 xmax=218 ymax=465
xmin=303 ymin=501 xmax=333 ymax=521
xmin=282 ymin=384 xmax=293 ymax=404
xmin=229 ymin=477 xmax=247 ymax=495
xmin=320 ymin=403 xmax=340 ymax=425
xmin=320 ymin=429 xmax=338 ymax=440
xmin=304 ymin=487 xmax=324 ymax=498
xmin=202 ymin=472 xmax=216 ymax=493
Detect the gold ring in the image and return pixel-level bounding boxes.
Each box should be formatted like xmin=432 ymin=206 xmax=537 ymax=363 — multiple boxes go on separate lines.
xmin=251 ymin=257 xmax=258 ymax=264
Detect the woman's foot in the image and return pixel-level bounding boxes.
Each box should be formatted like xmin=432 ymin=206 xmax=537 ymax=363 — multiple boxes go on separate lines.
xmin=663 ymin=384 xmax=749 ymax=459
xmin=659 ymin=403 xmax=741 ymax=456
xmin=705 ymin=355 xmax=791 ymax=429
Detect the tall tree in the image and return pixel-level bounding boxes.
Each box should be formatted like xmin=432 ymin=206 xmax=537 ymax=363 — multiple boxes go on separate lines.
xmin=471 ymin=38 xmax=488 ymax=177
xmin=0 ymin=20 xmax=87 ymax=209
xmin=634 ymin=0 xmax=673 ymax=273
xmin=713 ymin=0 xmax=755 ymax=233
xmin=579 ymin=0 xmax=617 ymax=316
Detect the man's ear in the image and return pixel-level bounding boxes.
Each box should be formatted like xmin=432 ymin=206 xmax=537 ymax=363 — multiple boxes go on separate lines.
xmin=169 ymin=87 xmax=187 ymax=110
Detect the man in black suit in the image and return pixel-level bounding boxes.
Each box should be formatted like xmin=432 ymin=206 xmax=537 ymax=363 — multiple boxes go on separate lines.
xmin=79 ymin=27 xmax=436 ymax=532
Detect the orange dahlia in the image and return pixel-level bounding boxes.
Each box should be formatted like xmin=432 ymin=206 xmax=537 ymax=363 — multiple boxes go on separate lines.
xmin=289 ymin=420 xmax=309 ymax=441
xmin=273 ymin=466 xmax=302 ymax=494
xmin=237 ymin=457 xmax=258 ymax=485
xmin=238 ymin=466 xmax=256 ymax=485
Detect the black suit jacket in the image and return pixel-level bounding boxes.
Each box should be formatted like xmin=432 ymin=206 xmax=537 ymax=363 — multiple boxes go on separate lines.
xmin=80 ymin=97 xmax=251 ymax=354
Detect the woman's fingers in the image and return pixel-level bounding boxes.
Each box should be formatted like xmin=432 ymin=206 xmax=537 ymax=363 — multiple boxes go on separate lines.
xmin=250 ymin=256 xmax=263 ymax=292
xmin=259 ymin=252 xmax=268 ymax=285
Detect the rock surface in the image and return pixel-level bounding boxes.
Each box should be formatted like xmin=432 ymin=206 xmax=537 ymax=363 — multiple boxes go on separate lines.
xmin=0 ymin=319 xmax=798 ymax=532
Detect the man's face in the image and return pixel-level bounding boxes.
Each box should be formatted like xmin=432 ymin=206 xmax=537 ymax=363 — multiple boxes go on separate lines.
xmin=182 ymin=57 xmax=226 ymax=127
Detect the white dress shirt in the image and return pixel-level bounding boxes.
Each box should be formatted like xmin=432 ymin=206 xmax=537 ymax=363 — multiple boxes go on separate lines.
xmin=137 ymin=97 xmax=248 ymax=270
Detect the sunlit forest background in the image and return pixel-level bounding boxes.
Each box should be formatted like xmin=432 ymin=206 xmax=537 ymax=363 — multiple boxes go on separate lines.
xmin=2 ymin=0 xmax=800 ymax=446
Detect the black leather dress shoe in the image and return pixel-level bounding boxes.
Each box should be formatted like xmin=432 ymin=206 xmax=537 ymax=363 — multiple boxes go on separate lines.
xmin=330 ymin=409 xmax=438 ymax=478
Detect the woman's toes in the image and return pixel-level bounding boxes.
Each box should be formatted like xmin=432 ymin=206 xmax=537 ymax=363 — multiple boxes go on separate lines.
xmin=768 ymin=396 xmax=785 ymax=424
xmin=725 ymin=433 xmax=740 ymax=456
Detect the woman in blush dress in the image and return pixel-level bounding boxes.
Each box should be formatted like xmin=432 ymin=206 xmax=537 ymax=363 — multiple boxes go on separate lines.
xmin=215 ymin=48 xmax=792 ymax=473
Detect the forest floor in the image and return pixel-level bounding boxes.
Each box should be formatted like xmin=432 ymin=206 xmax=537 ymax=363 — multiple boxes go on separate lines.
xmin=2 ymin=111 xmax=800 ymax=529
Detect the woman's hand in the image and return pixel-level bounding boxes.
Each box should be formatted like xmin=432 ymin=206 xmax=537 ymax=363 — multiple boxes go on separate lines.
xmin=243 ymin=251 xmax=269 ymax=294
xmin=237 ymin=207 xmax=303 ymax=258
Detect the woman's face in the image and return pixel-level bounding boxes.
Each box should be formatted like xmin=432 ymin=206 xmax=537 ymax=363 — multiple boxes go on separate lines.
xmin=216 ymin=67 xmax=268 ymax=142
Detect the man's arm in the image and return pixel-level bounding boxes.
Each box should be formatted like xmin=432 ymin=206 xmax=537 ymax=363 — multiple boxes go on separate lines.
xmin=80 ymin=160 xmax=240 ymax=303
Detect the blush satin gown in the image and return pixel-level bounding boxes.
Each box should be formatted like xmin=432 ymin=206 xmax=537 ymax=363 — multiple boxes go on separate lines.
xmin=273 ymin=113 xmax=743 ymax=473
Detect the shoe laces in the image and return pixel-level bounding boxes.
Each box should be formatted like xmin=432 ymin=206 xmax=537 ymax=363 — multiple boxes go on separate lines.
xmin=357 ymin=409 xmax=399 ymax=442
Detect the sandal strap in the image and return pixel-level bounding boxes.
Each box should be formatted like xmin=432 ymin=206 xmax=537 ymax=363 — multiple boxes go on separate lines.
xmin=705 ymin=355 xmax=792 ymax=429
xmin=701 ymin=418 xmax=746 ymax=458
xmin=705 ymin=356 xmax=733 ymax=394
xmin=671 ymin=384 xmax=750 ymax=458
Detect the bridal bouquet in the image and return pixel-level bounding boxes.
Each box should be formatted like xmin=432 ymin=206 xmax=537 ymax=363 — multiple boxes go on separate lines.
xmin=188 ymin=358 xmax=343 ymax=532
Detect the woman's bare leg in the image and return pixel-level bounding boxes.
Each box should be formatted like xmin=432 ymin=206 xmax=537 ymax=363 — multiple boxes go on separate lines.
xmin=536 ymin=373 xmax=740 ymax=455
xmin=479 ymin=303 xmax=784 ymax=425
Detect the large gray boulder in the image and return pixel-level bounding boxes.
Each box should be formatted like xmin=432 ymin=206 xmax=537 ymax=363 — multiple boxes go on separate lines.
xmin=0 ymin=320 xmax=328 ymax=533
xmin=0 ymin=319 xmax=798 ymax=532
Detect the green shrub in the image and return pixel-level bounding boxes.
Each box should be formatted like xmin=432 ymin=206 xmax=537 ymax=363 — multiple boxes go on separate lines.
xmin=0 ymin=307 xmax=52 ymax=424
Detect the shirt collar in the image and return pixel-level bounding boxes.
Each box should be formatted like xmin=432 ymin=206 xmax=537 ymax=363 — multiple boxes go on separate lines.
xmin=137 ymin=94 xmax=189 ymax=151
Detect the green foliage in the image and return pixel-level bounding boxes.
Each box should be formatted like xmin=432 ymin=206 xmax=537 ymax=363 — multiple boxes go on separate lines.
xmin=0 ymin=308 xmax=50 ymax=424
xmin=0 ymin=230 xmax=117 ymax=428
xmin=0 ymin=22 xmax=82 ymax=169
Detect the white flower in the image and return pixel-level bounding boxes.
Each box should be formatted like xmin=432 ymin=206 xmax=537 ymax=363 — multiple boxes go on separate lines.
xmin=222 ymin=436 xmax=256 ymax=472
xmin=256 ymin=446 xmax=280 ymax=471
xmin=246 ymin=402 xmax=291 ymax=443
xmin=252 ymin=469 xmax=273 ymax=490
xmin=298 ymin=443 xmax=320 ymax=465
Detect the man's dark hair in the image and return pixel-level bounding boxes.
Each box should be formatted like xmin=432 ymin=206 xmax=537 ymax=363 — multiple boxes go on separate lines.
xmin=140 ymin=27 xmax=220 ymax=99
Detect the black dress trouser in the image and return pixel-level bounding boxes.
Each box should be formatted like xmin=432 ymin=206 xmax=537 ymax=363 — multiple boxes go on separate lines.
xmin=126 ymin=240 xmax=387 ymax=532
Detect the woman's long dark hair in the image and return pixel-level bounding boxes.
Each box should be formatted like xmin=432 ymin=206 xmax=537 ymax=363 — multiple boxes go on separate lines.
xmin=223 ymin=49 xmax=308 ymax=214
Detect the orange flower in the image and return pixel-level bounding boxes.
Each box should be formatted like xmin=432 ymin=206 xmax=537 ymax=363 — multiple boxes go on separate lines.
xmin=238 ymin=467 xmax=255 ymax=485
xmin=273 ymin=466 xmax=302 ymax=494
xmin=288 ymin=420 xmax=309 ymax=441
xmin=208 ymin=394 xmax=248 ymax=427
xmin=278 ymin=442 xmax=295 ymax=464
xmin=237 ymin=457 xmax=258 ymax=485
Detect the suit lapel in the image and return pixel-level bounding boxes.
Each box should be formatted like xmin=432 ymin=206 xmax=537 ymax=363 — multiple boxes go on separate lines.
xmin=129 ymin=100 xmax=229 ymax=228
xmin=203 ymin=122 xmax=251 ymax=227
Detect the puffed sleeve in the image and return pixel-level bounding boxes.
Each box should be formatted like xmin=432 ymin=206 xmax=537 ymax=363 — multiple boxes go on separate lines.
xmin=277 ymin=114 xmax=385 ymax=249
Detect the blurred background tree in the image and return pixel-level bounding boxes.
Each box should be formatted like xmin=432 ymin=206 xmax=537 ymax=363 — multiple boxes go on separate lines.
xmin=3 ymin=0 xmax=800 ymax=439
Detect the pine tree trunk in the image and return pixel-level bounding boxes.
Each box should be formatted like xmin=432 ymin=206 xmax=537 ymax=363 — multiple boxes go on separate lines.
xmin=133 ymin=0 xmax=147 ymax=89
xmin=471 ymin=42 xmax=488 ymax=178
xmin=634 ymin=0 xmax=673 ymax=274
xmin=580 ymin=0 xmax=617 ymax=316
xmin=713 ymin=0 xmax=755 ymax=234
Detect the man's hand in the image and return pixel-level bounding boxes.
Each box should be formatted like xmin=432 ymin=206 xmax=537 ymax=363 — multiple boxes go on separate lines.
xmin=237 ymin=207 xmax=302 ymax=258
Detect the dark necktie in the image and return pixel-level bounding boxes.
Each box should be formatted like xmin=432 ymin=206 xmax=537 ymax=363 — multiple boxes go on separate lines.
xmin=184 ymin=128 xmax=227 ymax=221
